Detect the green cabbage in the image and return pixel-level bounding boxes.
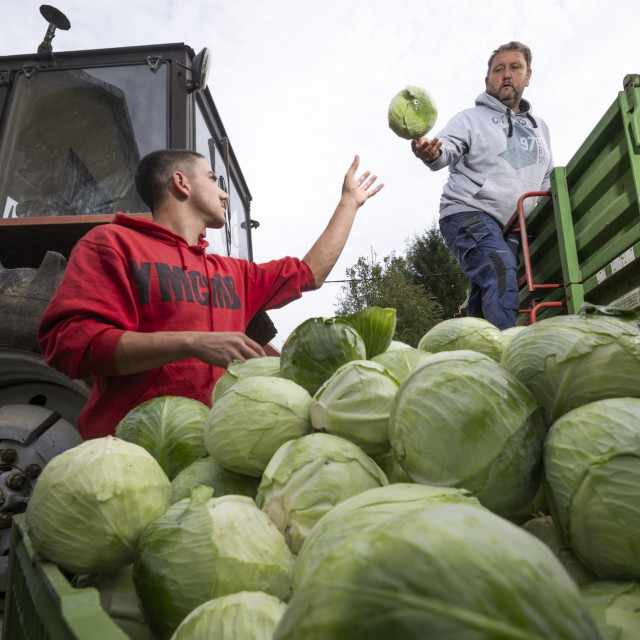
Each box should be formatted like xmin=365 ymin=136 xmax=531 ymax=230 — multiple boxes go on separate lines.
xmin=170 ymin=591 xmax=286 ymax=640
xmin=256 ymin=433 xmax=388 ymax=553
xmin=116 ymin=396 xmax=209 ymax=480
xmin=279 ymin=317 xmax=366 ymax=395
xmin=134 ymin=488 xmax=294 ymax=639
xmin=371 ymin=347 xmax=432 ymax=384
xmin=335 ymin=307 xmax=397 ymax=358
xmin=389 ymin=350 xmax=546 ymax=516
xmin=211 ymin=356 xmax=281 ymax=404
xmin=25 ymin=437 xmax=171 ymax=574
xmin=580 ymin=581 xmax=640 ymax=640
xmin=418 ymin=317 xmax=505 ymax=361
xmin=388 ymin=86 xmax=438 ymax=140
xmin=204 ymin=376 xmax=312 ymax=477
xmin=371 ymin=450 xmax=412 ymax=484
xmin=310 ymin=360 xmax=400 ymax=454
xmin=385 ymin=339 xmax=413 ymax=350
xmin=293 ymin=483 xmax=479 ymax=591
xmin=544 ymin=397 xmax=640 ymax=579
xmin=501 ymin=312 xmax=640 ymax=424
xmin=501 ymin=325 xmax=526 ymax=350
xmin=170 ymin=457 xmax=259 ymax=503
xmin=275 ymin=502 xmax=600 ymax=639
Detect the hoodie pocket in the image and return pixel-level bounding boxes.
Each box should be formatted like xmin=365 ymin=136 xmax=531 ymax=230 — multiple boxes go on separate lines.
xmin=133 ymin=361 xmax=216 ymax=408
xmin=472 ymin=177 xmax=537 ymax=221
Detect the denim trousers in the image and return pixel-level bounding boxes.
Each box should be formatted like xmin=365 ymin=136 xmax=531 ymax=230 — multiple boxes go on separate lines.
xmin=439 ymin=211 xmax=519 ymax=330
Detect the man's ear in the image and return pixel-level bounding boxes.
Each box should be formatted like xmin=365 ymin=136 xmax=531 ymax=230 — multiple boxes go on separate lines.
xmin=525 ymin=68 xmax=532 ymax=87
xmin=171 ymin=171 xmax=189 ymax=197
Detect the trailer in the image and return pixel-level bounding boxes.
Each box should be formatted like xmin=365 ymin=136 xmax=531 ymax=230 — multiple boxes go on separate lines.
xmin=505 ymin=74 xmax=640 ymax=322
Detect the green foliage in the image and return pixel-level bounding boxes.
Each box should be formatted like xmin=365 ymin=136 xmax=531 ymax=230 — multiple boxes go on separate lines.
xmin=406 ymin=223 xmax=468 ymax=320
xmin=335 ymin=254 xmax=442 ymax=348
xmin=335 ymin=225 xmax=467 ymax=346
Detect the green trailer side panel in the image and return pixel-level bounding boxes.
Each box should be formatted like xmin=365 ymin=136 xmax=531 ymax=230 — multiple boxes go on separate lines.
xmin=3 ymin=514 xmax=129 ymax=640
xmin=621 ymin=75 xmax=640 ymax=207
xmin=550 ymin=167 xmax=583 ymax=312
xmin=516 ymin=77 xmax=640 ymax=320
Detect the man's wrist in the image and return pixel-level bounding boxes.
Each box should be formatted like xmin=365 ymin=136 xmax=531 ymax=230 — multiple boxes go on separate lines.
xmin=424 ymin=149 xmax=442 ymax=165
xmin=337 ymin=196 xmax=359 ymax=212
xmin=179 ymin=332 xmax=199 ymax=359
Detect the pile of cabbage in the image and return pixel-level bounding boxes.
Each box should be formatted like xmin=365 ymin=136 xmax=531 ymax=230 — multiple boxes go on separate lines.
xmin=23 ymin=305 xmax=640 ymax=639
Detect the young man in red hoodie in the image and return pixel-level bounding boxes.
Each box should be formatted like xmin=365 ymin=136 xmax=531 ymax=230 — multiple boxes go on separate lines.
xmin=38 ymin=149 xmax=383 ymax=439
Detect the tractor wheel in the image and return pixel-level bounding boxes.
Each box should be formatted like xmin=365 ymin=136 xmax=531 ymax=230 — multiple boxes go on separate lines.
xmin=0 ymin=250 xmax=91 ymax=422
xmin=0 ymin=251 xmax=67 ymax=354
xmin=0 ymin=252 xmax=90 ymax=599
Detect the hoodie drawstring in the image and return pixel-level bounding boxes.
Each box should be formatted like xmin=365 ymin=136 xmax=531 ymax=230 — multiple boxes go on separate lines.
xmin=201 ymin=251 xmax=216 ymax=384
xmin=175 ymin=239 xmax=188 ymax=271
xmin=505 ymin=109 xmax=537 ymax=137
xmin=506 ymin=109 xmax=513 ymax=137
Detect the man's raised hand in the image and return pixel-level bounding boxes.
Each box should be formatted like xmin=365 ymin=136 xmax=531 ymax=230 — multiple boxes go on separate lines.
xmin=342 ymin=155 xmax=384 ymax=208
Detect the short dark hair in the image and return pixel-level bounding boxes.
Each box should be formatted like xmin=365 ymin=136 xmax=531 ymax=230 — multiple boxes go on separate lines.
xmin=487 ymin=41 xmax=532 ymax=75
xmin=135 ymin=149 xmax=204 ymax=211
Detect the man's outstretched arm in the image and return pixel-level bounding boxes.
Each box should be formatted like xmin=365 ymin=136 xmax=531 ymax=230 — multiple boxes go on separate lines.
xmin=303 ymin=155 xmax=383 ymax=287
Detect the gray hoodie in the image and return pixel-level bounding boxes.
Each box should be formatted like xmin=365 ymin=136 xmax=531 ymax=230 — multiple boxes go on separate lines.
xmin=428 ymin=92 xmax=553 ymax=227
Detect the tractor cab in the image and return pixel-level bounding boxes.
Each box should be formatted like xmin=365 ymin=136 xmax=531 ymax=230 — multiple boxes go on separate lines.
xmin=0 ymin=5 xmax=256 ymax=269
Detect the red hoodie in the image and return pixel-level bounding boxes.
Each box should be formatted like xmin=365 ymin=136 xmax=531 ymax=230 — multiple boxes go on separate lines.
xmin=38 ymin=213 xmax=315 ymax=439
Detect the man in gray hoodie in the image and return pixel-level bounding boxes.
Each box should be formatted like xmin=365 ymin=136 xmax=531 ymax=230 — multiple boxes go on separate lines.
xmin=412 ymin=41 xmax=552 ymax=329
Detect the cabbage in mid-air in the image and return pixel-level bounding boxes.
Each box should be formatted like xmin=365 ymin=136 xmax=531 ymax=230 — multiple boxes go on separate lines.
xmin=388 ymin=86 xmax=438 ymax=140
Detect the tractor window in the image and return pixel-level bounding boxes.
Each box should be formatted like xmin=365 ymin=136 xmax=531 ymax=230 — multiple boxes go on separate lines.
xmin=195 ymin=98 xmax=251 ymax=260
xmin=195 ymin=102 xmax=228 ymax=257
xmin=227 ymin=175 xmax=250 ymax=259
xmin=0 ymin=63 xmax=168 ymax=218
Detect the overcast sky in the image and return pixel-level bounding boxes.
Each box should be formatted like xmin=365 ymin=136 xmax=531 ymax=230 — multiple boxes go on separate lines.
xmin=3 ymin=0 xmax=639 ymax=346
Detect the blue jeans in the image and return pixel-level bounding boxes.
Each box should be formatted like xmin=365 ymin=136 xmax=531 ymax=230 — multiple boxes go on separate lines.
xmin=439 ymin=211 xmax=519 ymax=330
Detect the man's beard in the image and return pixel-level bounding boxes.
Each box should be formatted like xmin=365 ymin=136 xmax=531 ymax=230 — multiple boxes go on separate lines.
xmin=496 ymin=84 xmax=523 ymax=109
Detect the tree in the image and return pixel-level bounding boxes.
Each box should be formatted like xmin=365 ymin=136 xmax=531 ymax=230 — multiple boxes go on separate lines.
xmin=334 ymin=253 xmax=443 ymax=347
xmin=405 ymin=223 xmax=468 ymax=320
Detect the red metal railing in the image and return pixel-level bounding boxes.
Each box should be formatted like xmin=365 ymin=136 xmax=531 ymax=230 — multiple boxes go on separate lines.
xmin=503 ymin=191 xmax=565 ymax=323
